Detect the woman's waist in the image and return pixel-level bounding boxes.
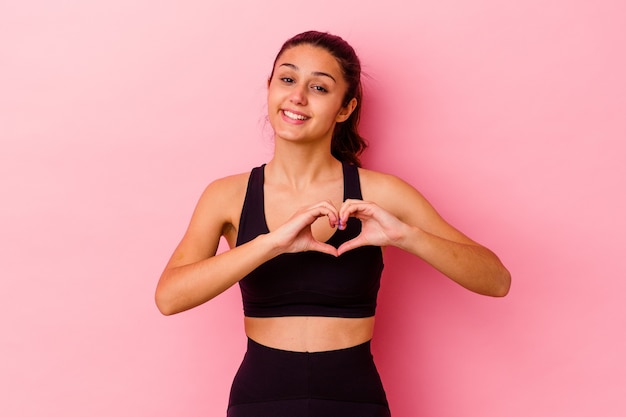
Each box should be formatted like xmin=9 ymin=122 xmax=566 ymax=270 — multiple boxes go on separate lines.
xmin=243 ymin=315 xmax=375 ymax=353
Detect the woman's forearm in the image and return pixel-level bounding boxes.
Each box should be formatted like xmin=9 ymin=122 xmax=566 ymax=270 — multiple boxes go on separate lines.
xmin=396 ymin=224 xmax=511 ymax=297
xmin=155 ymin=234 xmax=280 ymax=315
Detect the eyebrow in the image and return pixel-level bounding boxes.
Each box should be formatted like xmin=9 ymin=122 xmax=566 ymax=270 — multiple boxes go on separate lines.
xmin=279 ymin=63 xmax=337 ymax=83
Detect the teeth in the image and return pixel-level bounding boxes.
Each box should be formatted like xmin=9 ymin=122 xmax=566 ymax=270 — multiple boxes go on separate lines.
xmin=284 ymin=110 xmax=307 ymax=120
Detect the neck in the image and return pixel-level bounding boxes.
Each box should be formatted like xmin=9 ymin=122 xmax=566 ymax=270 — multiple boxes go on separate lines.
xmin=266 ymin=141 xmax=341 ymax=189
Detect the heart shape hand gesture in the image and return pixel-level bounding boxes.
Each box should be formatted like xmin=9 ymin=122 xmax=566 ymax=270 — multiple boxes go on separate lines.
xmin=270 ymin=199 xmax=407 ymax=257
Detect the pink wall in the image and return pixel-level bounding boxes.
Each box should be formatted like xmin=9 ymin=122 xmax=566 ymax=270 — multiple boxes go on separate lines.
xmin=2 ymin=1 xmax=624 ymax=416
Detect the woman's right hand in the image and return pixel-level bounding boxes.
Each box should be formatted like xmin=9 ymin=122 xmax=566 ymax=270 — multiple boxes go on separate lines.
xmin=269 ymin=200 xmax=340 ymax=257
xmin=156 ymin=186 xmax=339 ymax=315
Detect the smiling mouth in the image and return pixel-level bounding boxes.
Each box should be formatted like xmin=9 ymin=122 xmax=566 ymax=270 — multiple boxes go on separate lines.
xmin=283 ymin=110 xmax=309 ymax=121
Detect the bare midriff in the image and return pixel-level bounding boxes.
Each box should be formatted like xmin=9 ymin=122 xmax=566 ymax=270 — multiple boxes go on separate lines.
xmin=244 ymin=316 xmax=375 ymax=352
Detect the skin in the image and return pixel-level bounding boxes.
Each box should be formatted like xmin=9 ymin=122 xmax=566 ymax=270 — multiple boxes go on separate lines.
xmin=155 ymin=44 xmax=511 ymax=352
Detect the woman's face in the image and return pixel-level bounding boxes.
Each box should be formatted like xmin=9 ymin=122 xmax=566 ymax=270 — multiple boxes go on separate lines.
xmin=267 ymin=44 xmax=356 ymax=145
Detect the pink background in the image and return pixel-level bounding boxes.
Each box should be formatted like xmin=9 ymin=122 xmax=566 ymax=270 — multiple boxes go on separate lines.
xmin=2 ymin=1 xmax=625 ymax=416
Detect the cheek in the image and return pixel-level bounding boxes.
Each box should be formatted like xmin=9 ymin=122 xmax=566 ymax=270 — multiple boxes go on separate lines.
xmin=266 ymin=94 xmax=279 ymax=113
xmin=320 ymin=99 xmax=346 ymax=119
xmin=267 ymin=86 xmax=284 ymax=108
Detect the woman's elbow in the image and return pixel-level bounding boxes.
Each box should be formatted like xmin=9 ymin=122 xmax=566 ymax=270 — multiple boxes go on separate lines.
xmin=155 ymin=294 xmax=173 ymax=316
xmin=490 ymin=268 xmax=511 ymax=297
xmin=154 ymin=284 xmax=180 ymax=316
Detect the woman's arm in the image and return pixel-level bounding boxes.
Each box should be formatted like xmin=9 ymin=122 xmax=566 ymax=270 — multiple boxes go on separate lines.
xmin=338 ymin=170 xmax=511 ymax=297
xmin=155 ymin=175 xmax=342 ymax=315
xmin=155 ymin=174 xmax=261 ymax=315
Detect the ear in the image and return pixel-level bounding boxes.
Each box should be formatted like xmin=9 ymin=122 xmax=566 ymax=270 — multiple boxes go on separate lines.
xmin=336 ymin=98 xmax=358 ymax=123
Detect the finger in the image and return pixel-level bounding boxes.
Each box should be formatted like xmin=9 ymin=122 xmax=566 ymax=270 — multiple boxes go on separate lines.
xmin=299 ymin=203 xmax=339 ymax=227
xmin=336 ymin=236 xmax=366 ymax=255
xmin=311 ymin=200 xmax=338 ymax=211
xmin=316 ymin=208 xmax=339 ymax=230
xmin=337 ymin=199 xmax=357 ymax=228
xmin=339 ymin=199 xmax=371 ymax=215
xmin=309 ymin=241 xmax=339 ymax=257
xmin=338 ymin=200 xmax=375 ymax=226
xmin=311 ymin=200 xmax=339 ymax=222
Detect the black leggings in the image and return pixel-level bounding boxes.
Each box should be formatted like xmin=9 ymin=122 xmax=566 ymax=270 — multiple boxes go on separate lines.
xmin=227 ymin=338 xmax=391 ymax=417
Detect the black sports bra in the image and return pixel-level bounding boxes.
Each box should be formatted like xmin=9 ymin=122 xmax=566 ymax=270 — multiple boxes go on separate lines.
xmin=235 ymin=162 xmax=384 ymax=318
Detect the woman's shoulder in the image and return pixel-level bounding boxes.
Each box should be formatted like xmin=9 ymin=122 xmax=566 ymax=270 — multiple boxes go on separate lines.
xmin=188 ymin=169 xmax=257 ymax=242
xmin=198 ymin=170 xmax=254 ymax=213
xmin=357 ymin=167 xmax=417 ymax=198
xmin=206 ymin=171 xmax=250 ymax=194
xmin=357 ymin=166 xmax=433 ymax=221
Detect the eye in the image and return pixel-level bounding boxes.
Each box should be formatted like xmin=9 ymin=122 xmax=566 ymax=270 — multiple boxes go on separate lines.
xmin=280 ymin=77 xmax=295 ymax=84
xmin=312 ymin=85 xmax=328 ymax=93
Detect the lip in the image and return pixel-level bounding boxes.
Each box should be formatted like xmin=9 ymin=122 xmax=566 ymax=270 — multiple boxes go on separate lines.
xmin=281 ymin=109 xmax=310 ymax=124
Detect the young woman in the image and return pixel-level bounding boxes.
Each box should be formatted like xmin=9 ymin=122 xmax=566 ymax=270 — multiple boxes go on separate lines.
xmin=155 ymin=31 xmax=511 ymax=417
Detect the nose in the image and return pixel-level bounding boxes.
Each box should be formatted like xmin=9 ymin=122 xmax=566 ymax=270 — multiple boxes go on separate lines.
xmin=289 ymin=84 xmax=307 ymax=105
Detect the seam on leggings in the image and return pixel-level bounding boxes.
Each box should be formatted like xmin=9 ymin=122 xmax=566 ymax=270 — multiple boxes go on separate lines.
xmin=228 ymin=396 xmax=389 ymax=408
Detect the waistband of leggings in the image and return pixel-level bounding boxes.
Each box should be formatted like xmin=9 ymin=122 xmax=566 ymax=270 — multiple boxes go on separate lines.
xmin=246 ymin=337 xmax=372 ymax=356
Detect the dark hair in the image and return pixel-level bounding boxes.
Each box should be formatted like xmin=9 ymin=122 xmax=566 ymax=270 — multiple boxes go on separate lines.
xmin=270 ymin=31 xmax=367 ymax=166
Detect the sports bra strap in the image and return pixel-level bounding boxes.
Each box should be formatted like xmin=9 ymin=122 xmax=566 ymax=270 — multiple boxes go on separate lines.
xmin=342 ymin=162 xmax=362 ymax=200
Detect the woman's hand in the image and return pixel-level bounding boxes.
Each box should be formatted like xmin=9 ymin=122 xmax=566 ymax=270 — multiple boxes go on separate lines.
xmin=270 ymin=200 xmax=340 ymax=257
xmin=336 ymin=199 xmax=409 ymax=255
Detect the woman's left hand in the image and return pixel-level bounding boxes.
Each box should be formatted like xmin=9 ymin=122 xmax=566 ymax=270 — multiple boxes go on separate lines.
xmin=336 ymin=199 xmax=409 ymax=255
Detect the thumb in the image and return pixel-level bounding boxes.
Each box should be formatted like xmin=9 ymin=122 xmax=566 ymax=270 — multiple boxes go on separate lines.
xmin=310 ymin=241 xmax=339 ymax=257
xmin=336 ymin=236 xmax=365 ymax=256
